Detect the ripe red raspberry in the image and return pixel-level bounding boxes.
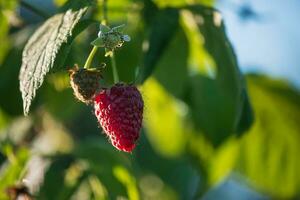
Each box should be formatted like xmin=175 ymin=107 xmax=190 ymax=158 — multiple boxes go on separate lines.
xmin=69 ymin=65 xmax=102 ymax=104
xmin=94 ymin=83 xmax=144 ymax=152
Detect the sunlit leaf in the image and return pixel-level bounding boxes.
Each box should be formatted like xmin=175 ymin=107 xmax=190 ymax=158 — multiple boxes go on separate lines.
xmin=180 ymin=10 xmax=216 ymax=78
xmin=237 ymin=75 xmax=300 ymax=198
xmin=183 ymin=5 xmax=253 ymax=145
xmin=0 ymin=0 xmax=18 ymax=63
xmin=113 ymin=166 xmax=139 ymax=200
xmin=141 ymin=78 xmax=188 ymax=157
xmin=139 ymin=7 xmax=180 ymax=83
xmin=153 ymin=0 xmax=214 ymax=8
xmin=19 ymin=5 xmax=89 ymax=116
xmin=0 ymin=147 xmax=30 ymax=199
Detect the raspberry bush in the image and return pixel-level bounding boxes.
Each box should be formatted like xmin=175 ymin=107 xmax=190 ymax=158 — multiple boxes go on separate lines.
xmin=2 ymin=0 xmax=298 ymax=200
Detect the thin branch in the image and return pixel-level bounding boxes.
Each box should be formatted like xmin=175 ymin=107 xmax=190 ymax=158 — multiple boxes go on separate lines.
xmin=102 ymin=0 xmax=108 ymax=25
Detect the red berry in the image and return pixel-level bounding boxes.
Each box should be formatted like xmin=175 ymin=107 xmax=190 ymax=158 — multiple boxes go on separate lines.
xmin=94 ymin=83 xmax=144 ymax=152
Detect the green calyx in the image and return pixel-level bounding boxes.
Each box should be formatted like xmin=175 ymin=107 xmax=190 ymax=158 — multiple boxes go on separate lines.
xmin=91 ymin=24 xmax=131 ymax=56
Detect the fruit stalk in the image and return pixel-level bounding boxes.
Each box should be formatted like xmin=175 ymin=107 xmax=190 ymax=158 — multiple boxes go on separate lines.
xmin=83 ymin=46 xmax=98 ymax=69
xmin=83 ymin=0 xmax=109 ymax=70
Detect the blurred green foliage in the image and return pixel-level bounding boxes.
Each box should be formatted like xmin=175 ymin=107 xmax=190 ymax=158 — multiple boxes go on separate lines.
xmin=0 ymin=0 xmax=299 ymax=199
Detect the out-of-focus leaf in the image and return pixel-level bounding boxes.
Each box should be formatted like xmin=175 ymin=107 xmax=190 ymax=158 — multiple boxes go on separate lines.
xmin=0 ymin=26 xmax=37 ymax=116
xmin=187 ymin=131 xmax=240 ymax=190
xmin=59 ymin=0 xmax=94 ymax=12
xmin=0 ymin=147 xmax=30 ymax=199
xmin=106 ymin=0 xmax=132 ymax=22
xmin=41 ymin=73 xmax=80 ymax=121
xmin=184 ymin=5 xmax=253 ymax=146
xmin=114 ymin=24 xmax=144 ymax=83
xmin=19 ymin=5 xmax=89 ymax=116
xmin=141 ymin=78 xmax=188 ymax=157
xmin=113 ymin=166 xmax=139 ymax=200
xmin=180 ymin=10 xmax=216 ymax=78
xmin=153 ymin=0 xmax=215 ymax=8
xmin=236 ymin=75 xmax=300 ymax=198
xmin=139 ymin=8 xmax=180 ymax=83
xmin=0 ymin=109 xmax=10 ymax=130
xmin=152 ymin=28 xmax=189 ymax=98
xmin=38 ymin=155 xmax=75 ymax=199
xmin=0 ymin=12 xmax=10 ymax=64
xmin=142 ymin=0 xmax=159 ymax=25
xmin=73 ymin=139 xmax=130 ymax=171
xmin=186 ymin=75 xmax=300 ymax=196
xmin=187 ymin=75 xmax=237 ymax=146
xmin=62 ymin=173 xmax=88 ymax=200
xmin=54 ymin=0 xmax=67 ymax=7
xmin=235 ymin=90 xmax=254 ymax=135
xmin=73 ymin=139 xmax=134 ymax=199
xmin=0 ymin=48 xmax=23 ymax=116
xmin=135 ymin=132 xmax=198 ymax=200
xmin=0 ymin=0 xmax=18 ymax=63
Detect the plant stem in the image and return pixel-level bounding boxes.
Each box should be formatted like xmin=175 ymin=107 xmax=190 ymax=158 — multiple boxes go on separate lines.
xmin=102 ymin=0 xmax=119 ymax=83
xmin=20 ymin=0 xmax=49 ymax=19
xmin=83 ymin=0 xmax=108 ymax=69
xmin=102 ymin=0 xmax=108 ymax=25
xmin=110 ymin=52 xmax=119 ymax=83
xmin=84 ymin=46 xmax=98 ymax=69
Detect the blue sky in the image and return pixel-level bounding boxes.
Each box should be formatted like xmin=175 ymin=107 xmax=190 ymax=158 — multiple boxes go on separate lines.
xmin=217 ymin=0 xmax=300 ymax=88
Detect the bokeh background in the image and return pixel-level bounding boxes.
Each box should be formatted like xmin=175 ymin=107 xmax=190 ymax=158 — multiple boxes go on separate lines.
xmin=0 ymin=0 xmax=299 ymax=199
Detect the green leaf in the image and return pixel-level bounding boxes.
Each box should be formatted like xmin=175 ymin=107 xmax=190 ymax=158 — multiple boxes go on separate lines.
xmin=235 ymin=89 xmax=254 ymax=135
xmin=113 ymin=166 xmax=139 ymax=200
xmin=112 ymin=23 xmax=144 ymax=83
xmin=152 ymin=27 xmax=189 ymax=98
xmin=0 ymin=147 xmax=30 ymax=199
xmin=237 ymin=75 xmax=300 ymax=198
xmin=59 ymin=0 xmax=94 ymax=12
xmin=73 ymin=139 xmax=134 ymax=199
xmin=139 ymin=7 xmax=180 ymax=83
xmin=141 ymin=78 xmax=188 ymax=157
xmin=0 ymin=0 xmax=18 ymax=63
xmin=184 ymin=5 xmax=253 ymax=145
xmin=41 ymin=77 xmax=80 ymax=121
xmin=19 ymin=6 xmax=89 ymax=116
xmin=142 ymin=0 xmax=159 ymax=25
xmin=52 ymin=19 xmax=96 ymax=72
xmin=38 ymin=155 xmax=75 ymax=200
xmin=0 ymin=48 xmax=23 ymax=116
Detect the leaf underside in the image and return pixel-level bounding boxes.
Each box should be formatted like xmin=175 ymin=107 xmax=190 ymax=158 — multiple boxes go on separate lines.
xmin=19 ymin=8 xmax=87 ymax=116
